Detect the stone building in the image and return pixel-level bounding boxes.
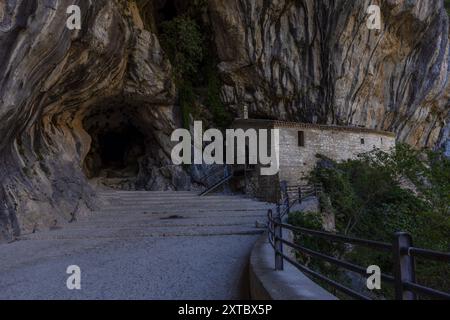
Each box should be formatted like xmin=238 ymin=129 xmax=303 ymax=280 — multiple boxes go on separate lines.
xmin=232 ymin=119 xmax=396 ymax=202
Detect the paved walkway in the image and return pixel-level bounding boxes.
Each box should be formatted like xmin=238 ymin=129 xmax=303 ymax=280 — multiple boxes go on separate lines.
xmin=0 ymin=191 xmax=271 ymax=300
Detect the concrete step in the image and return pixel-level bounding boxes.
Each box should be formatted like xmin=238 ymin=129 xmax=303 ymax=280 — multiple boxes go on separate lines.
xmin=47 ymin=219 xmax=261 ymax=230
xmin=87 ymin=210 xmax=268 ymax=219
xmin=91 ymin=208 xmax=268 ymax=217
xmin=97 ymin=192 xmax=246 ymax=197
xmin=97 ymin=195 xmax=198 ymax=200
xmin=18 ymin=191 xmax=271 ymax=243
xmin=98 ymin=192 xmax=198 ymax=197
xmin=99 ymin=200 xmax=269 ymax=206
xmin=97 ymin=200 xmax=271 ymax=206
xmin=97 ymin=204 xmax=271 ymax=211
xmin=98 ymin=207 xmax=269 ymax=212
xmin=19 ymin=225 xmax=265 ymax=241
xmin=80 ymin=220 xmax=265 ymax=229
xmin=98 ymin=191 xmax=198 ymax=194
xmin=98 ymin=196 xmax=256 ymax=202
xmin=74 ymin=213 xmax=266 ymax=227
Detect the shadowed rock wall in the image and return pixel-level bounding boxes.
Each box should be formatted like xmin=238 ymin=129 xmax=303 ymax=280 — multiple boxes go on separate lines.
xmin=0 ymin=0 xmax=449 ymax=240
xmin=0 ymin=0 xmax=187 ymax=240
xmin=209 ymin=0 xmax=450 ymax=148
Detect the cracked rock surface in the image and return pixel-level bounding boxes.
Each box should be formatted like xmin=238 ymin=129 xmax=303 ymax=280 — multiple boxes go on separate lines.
xmin=209 ymin=0 xmax=450 ymax=148
xmin=0 ymin=0 xmax=449 ymax=240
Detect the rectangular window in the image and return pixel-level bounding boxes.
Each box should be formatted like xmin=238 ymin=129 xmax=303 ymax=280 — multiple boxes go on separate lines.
xmin=298 ymin=131 xmax=305 ymax=147
xmin=361 ymin=138 xmax=365 ymax=145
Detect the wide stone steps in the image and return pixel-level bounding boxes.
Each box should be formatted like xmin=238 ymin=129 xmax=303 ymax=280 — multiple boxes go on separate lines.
xmin=95 ymin=206 xmax=270 ymax=213
xmin=20 ymin=225 xmax=264 ymax=241
xmin=3 ymin=190 xmax=274 ymax=300
xmin=19 ymin=191 xmax=272 ymax=241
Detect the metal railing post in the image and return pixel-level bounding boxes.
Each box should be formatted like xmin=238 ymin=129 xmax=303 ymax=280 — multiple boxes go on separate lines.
xmin=223 ymin=165 xmax=231 ymax=194
xmin=393 ymin=232 xmax=417 ymax=300
xmin=274 ymin=206 xmax=284 ymax=271
xmin=298 ymin=186 xmax=302 ymax=204
xmin=280 ymin=181 xmax=287 ymax=204
xmin=285 ymin=191 xmax=290 ymax=217
xmin=267 ymin=209 xmax=273 ymax=243
xmin=279 ymin=181 xmax=290 ymax=217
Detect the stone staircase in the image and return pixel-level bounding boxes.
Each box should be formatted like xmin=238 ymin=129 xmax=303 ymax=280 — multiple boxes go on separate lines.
xmin=3 ymin=191 xmax=273 ymax=299
xmin=20 ymin=191 xmax=272 ymax=241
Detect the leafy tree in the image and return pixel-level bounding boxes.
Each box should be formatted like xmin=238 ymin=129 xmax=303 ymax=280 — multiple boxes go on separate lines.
xmin=292 ymin=145 xmax=450 ymax=298
xmin=160 ymin=16 xmax=204 ymax=81
xmin=158 ymin=2 xmax=232 ymax=129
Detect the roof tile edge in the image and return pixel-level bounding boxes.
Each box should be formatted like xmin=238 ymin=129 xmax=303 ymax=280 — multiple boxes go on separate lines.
xmin=233 ymin=119 xmax=396 ymax=138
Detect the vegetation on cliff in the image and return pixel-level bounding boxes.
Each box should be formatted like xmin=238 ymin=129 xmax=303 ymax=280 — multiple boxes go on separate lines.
xmin=157 ymin=0 xmax=232 ymax=128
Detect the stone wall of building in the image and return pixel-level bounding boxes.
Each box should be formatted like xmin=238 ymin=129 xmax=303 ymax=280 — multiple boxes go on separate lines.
xmin=244 ymin=172 xmax=280 ymax=204
xmin=232 ymin=119 xmax=396 ymax=201
xmin=278 ymin=124 xmax=396 ymax=185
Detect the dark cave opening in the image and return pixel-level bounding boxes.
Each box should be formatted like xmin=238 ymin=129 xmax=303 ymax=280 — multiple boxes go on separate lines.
xmin=154 ymin=0 xmax=181 ymax=26
xmin=81 ymin=101 xmax=180 ymax=191
xmin=82 ymin=105 xmax=148 ymax=184
xmin=96 ymin=125 xmax=145 ymax=175
xmin=159 ymin=0 xmax=178 ymax=21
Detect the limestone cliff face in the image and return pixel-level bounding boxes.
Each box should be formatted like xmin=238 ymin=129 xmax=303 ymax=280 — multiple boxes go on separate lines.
xmin=208 ymin=0 xmax=450 ymax=148
xmin=0 ymin=0 xmax=187 ymax=240
xmin=0 ymin=0 xmax=449 ymax=241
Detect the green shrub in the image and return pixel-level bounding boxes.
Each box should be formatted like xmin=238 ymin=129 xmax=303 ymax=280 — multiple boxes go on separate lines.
xmin=292 ymin=145 xmax=450 ymax=298
xmin=288 ymin=211 xmax=350 ymax=297
xmin=157 ymin=3 xmax=232 ymax=129
xmin=204 ymin=59 xmax=232 ymax=128
xmin=178 ymin=82 xmax=196 ymax=129
xmin=160 ymin=16 xmax=204 ymax=81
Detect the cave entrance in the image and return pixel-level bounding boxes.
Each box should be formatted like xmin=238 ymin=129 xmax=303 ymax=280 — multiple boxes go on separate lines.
xmin=96 ymin=125 xmax=145 ymax=176
xmin=159 ymin=0 xmax=178 ymax=21
xmin=82 ymin=104 xmax=149 ymax=189
xmin=81 ymin=101 xmax=185 ymax=191
xmin=154 ymin=0 xmax=193 ymax=26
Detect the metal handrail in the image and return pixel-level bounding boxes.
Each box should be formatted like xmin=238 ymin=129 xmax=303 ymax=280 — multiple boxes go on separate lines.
xmin=280 ymin=223 xmax=392 ymax=252
xmin=199 ymin=173 xmax=234 ymax=196
xmin=270 ymin=237 xmax=371 ymax=300
xmin=198 ymin=165 xmax=234 ymax=196
xmin=278 ymin=183 xmax=323 ymax=219
xmin=198 ymin=166 xmax=227 ymax=185
xmin=278 ymin=237 xmax=395 ymax=284
xmin=405 ymin=247 xmax=450 ymax=262
xmin=267 ymin=182 xmax=450 ymax=300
